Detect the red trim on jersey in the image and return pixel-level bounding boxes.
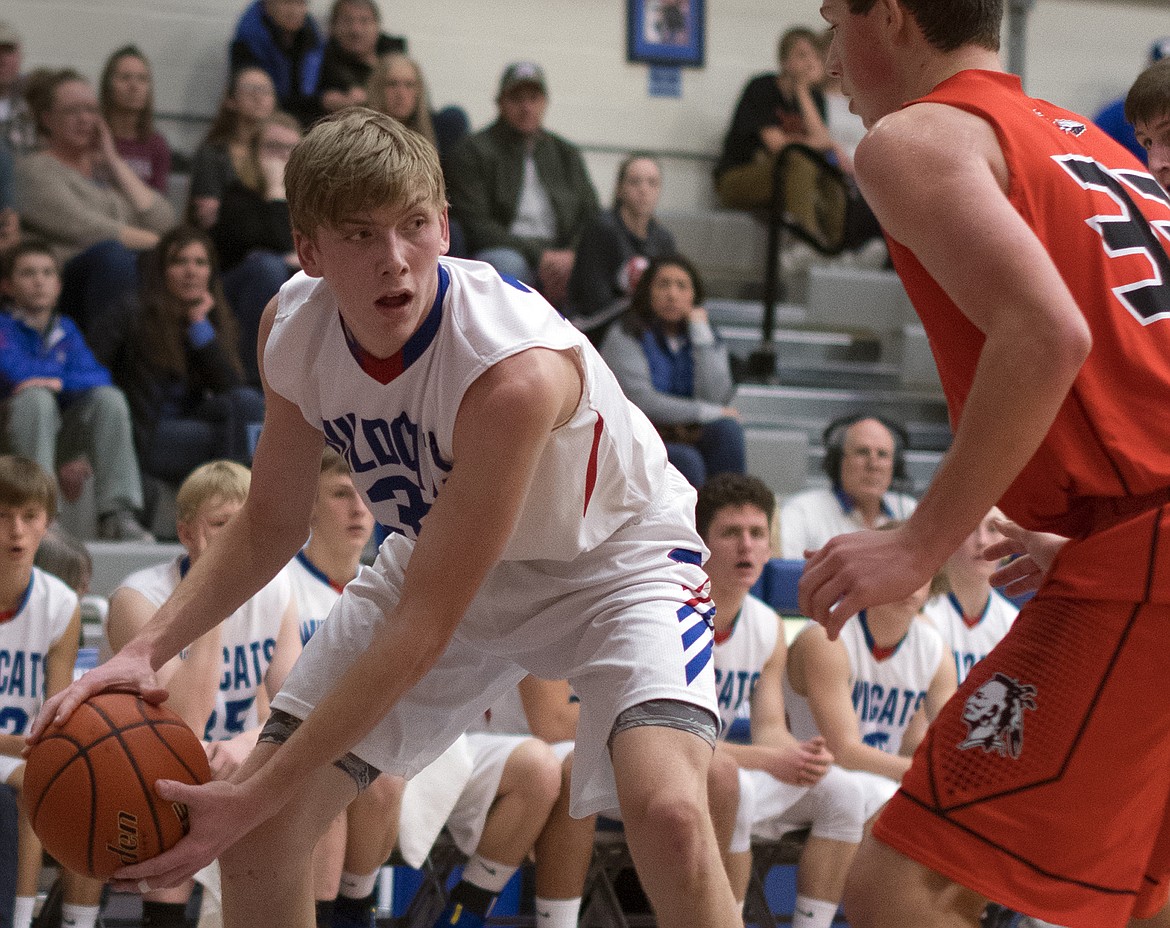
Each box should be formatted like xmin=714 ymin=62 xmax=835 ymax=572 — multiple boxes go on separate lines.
xmin=583 ymin=412 xmax=605 ymax=516
xmin=0 ymin=607 xmax=17 ymax=624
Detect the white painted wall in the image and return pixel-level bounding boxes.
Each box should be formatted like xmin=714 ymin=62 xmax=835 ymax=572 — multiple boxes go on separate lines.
xmin=6 ymin=0 xmax=1169 ymax=212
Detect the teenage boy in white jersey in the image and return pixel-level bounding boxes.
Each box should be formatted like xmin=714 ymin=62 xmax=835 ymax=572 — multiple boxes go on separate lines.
xmin=286 ymin=449 xmax=401 ymax=928
xmin=785 ymin=534 xmax=956 ymax=813
xmin=922 ymin=509 xmax=1017 ymax=685
xmin=105 ymin=461 xmax=301 ymax=928
xmin=35 ymin=108 xmax=737 ymax=928
xmin=0 ymin=456 xmax=99 ymax=928
xmin=697 ymin=474 xmax=866 ymax=928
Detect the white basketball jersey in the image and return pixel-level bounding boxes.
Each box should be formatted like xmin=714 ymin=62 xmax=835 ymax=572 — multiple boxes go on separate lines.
xmin=287 ymin=551 xmax=344 ymax=646
xmin=0 ymin=568 xmax=77 ymax=736
xmin=713 ymin=594 xmax=780 ymax=736
xmin=923 ymin=591 xmax=1017 ymax=684
xmin=785 ymin=614 xmax=944 ymax=754
xmin=265 ymin=257 xmax=683 ymax=563
xmin=115 ymin=558 xmax=293 ymax=741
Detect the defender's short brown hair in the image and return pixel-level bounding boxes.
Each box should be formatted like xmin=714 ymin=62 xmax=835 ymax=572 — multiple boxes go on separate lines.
xmin=846 ymin=0 xmax=1002 ymax=53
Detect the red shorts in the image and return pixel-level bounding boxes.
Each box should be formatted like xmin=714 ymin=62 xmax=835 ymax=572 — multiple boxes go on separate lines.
xmin=874 ymin=589 xmax=1170 ymax=927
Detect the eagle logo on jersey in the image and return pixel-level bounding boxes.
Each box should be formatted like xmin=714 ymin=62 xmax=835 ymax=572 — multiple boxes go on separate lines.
xmin=1054 ymin=118 xmax=1087 ymax=137
xmin=957 ymin=673 xmax=1037 ymax=759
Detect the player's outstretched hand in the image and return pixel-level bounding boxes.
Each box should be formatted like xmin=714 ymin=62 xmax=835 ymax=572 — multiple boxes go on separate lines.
xmin=799 ymin=525 xmax=934 ymax=639
xmin=985 ymin=518 xmax=1068 ymax=597
xmin=110 ymin=777 xmax=273 ymax=893
xmin=29 ymin=645 xmax=168 ymax=743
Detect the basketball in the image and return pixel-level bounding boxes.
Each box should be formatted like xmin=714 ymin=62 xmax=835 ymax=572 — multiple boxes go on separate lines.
xmin=23 ymin=692 xmax=211 ymax=879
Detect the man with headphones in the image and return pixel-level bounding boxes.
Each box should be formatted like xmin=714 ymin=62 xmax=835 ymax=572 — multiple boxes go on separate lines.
xmin=779 ymin=415 xmax=916 ymax=559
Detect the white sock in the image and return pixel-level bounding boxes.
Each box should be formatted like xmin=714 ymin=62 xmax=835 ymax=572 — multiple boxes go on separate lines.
xmin=793 ymin=895 xmax=840 ymax=928
xmin=12 ymin=896 xmax=34 ymax=928
xmin=61 ymin=903 xmax=101 ymax=928
xmin=338 ymin=868 xmax=379 ymax=899
xmin=534 ymin=896 xmax=580 ymax=928
xmin=462 ymin=855 xmax=516 ymax=894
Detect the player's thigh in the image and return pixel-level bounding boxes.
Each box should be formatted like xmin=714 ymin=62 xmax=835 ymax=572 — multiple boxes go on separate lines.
xmin=272 ymin=554 xmax=526 ymax=779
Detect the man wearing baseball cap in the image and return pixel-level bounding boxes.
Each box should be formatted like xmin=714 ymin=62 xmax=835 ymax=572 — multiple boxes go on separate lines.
xmin=448 ymin=61 xmax=599 ymax=306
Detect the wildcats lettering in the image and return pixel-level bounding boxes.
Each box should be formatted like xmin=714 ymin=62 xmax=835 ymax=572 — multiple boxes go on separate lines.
xmin=851 ymin=680 xmax=926 ymax=745
xmin=0 ymin=650 xmax=45 ymax=698
xmin=218 ymin=639 xmax=276 ymax=691
xmin=321 ymin=411 xmax=453 ymax=538
xmin=715 ymin=669 xmax=761 ymax=715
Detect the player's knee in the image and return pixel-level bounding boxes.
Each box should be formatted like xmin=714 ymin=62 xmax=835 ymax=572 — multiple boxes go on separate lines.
xmin=627 ymin=787 xmax=710 ymax=869
xmin=807 ymin=768 xmax=867 ymax=844
xmin=706 ymin=749 xmax=740 ymax=825
xmin=361 ymin=773 xmax=404 ymax=817
xmin=508 ymin=739 xmax=562 ymax=810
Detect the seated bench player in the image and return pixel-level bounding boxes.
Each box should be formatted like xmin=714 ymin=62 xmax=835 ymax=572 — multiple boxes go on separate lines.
xmin=104 ymin=461 xmax=301 ymax=928
xmin=697 ymin=474 xmax=867 ymax=928
xmin=784 ymin=525 xmax=956 ymax=824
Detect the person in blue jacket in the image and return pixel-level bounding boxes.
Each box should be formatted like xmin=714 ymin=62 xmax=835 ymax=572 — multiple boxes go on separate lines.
xmin=0 ymin=241 xmax=151 ymax=540
xmin=230 ymin=0 xmax=326 ymax=128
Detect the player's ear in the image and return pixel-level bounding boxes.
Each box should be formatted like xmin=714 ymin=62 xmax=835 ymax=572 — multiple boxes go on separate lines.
xmin=294 ymin=229 xmax=323 ymax=278
xmin=438 ymin=204 xmax=451 ymax=257
xmin=879 ymin=0 xmax=909 ymax=40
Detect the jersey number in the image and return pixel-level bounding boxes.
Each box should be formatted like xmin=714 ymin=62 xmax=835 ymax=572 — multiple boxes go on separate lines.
xmin=204 ymin=696 xmax=256 ymax=740
xmin=0 ymin=707 xmax=28 ymax=736
xmin=1054 ymin=155 xmax=1170 ymax=325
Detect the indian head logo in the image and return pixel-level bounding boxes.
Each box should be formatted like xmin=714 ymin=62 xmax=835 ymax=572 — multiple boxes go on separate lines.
xmin=957 ymin=673 xmax=1037 ymax=759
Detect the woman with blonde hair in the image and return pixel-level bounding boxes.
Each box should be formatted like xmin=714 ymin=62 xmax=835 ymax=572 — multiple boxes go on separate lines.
xmin=368 ymin=53 xmax=436 ymax=148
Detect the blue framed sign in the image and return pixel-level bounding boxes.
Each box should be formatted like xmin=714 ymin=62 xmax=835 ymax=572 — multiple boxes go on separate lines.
xmin=627 ymin=0 xmax=705 ymax=68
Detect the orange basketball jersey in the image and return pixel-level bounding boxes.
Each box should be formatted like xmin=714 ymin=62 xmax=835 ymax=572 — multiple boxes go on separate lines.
xmin=888 ymin=71 xmax=1170 ymax=548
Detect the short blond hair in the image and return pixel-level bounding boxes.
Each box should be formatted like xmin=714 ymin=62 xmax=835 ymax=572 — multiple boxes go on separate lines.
xmin=320 ymin=448 xmax=350 ymax=478
xmin=176 ymin=461 xmax=251 ymax=525
xmin=285 ymin=106 xmax=445 ymax=236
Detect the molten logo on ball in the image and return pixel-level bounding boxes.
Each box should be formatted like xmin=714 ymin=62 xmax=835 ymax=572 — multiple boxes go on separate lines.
xmin=107 ymin=810 xmax=140 ymax=865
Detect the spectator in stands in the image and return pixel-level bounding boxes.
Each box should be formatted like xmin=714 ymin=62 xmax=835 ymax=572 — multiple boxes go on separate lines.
xmin=697 ymin=474 xmax=865 ymax=928
xmin=209 ymin=111 xmax=302 ymax=383
xmin=99 ymin=45 xmax=172 ymax=195
xmin=230 ymin=0 xmax=326 ymax=128
xmin=368 ymin=52 xmax=471 ymax=166
xmin=115 ymin=226 xmax=264 ymax=491
xmin=448 ymin=61 xmax=599 ymax=305
xmin=1125 ymin=57 xmax=1170 ymax=193
xmin=188 ymin=66 xmax=277 ymax=230
xmin=0 ymin=22 xmax=30 ymax=254
xmin=566 ymin=153 xmax=677 ymax=341
xmin=601 ymin=254 xmax=745 ymax=488
xmin=1095 ymin=36 xmax=1170 ymax=164
xmin=318 ymin=0 xmax=405 ymax=113
xmin=0 ymin=242 xmax=151 ymax=542
xmin=713 ymin=27 xmax=834 ymax=212
xmin=15 ymin=69 xmax=175 ymax=367
xmin=779 ymin=415 xmax=917 ymax=559
xmin=0 ymin=21 xmax=35 ymax=156
xmin=367 ymin=52 xmax=469 ymax=257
